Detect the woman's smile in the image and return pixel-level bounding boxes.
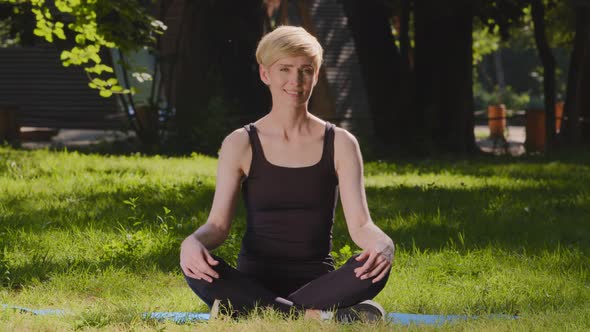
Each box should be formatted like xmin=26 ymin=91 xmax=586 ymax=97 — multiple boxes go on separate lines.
xmin=284 ymin=89 xmax=303 ymax=96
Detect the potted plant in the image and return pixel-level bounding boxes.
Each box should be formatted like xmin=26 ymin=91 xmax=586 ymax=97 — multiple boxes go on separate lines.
xmin=525 ymin=97 xmax=546 ymax=152
xmin=485 ymin=86 xmax=508 ymax=140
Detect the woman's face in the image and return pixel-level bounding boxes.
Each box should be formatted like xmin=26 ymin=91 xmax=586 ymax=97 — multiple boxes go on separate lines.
xmin=260 ymin=55 xmax=319 ymax=108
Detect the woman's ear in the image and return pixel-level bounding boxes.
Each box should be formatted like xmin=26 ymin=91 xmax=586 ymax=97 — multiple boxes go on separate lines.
xmin=259 ymin=64 xmax=270 ymax=85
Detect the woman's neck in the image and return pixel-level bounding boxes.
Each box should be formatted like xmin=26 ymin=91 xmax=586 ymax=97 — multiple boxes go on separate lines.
xmin=265 ymin=105 xmax=312 ymax=134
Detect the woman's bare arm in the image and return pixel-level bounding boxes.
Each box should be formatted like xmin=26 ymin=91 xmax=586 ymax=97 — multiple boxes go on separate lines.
xmin=180 ymin=129 xmax=250 ymax=281
xmin=334 ymin=129 xmax=394 ymax=282
xmin=192 ymin=129 xmax=250 ymax=248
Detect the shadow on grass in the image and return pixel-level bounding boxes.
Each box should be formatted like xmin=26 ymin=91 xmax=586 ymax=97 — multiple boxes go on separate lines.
xmin=2 ymin=244 xmax=182 ymax=290
xmin=3 ymin=181 xmax=588 ymax=253
xmin=336 ymin=184 xmax=589 ymax=253
xmin=1 ymin=183 xmax=218 ymax=231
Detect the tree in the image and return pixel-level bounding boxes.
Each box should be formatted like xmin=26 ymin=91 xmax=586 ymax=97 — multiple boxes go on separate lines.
xmin=342 ymin=0 xmax=580 ymax=154
xmin=562 ymin=0 xmax=590 ymax=145
xmin=531 ymin=0 xmax=557 ymax=149
xmin=412 ymin=1 xmax=479 ymax=154
xmin=165 ymin=0 xmax=267 ymax=153
xmin=341 ymin=0 xmax=413 ymax=152
xmin=341 ymin=0 xmax=521 ymax=154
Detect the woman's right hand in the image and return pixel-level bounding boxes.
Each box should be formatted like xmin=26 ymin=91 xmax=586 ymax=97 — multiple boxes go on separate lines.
xmin=180 ymin=235 xmax=220 ymax=283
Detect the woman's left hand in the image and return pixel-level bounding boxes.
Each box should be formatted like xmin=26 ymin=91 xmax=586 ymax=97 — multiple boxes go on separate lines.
xmin=354 ymin=242 xmax=394 ymax=283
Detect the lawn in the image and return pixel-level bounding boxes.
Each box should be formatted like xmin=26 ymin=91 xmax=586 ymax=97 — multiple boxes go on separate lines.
xmin=0 ymin=146 xmax=589 ymax=331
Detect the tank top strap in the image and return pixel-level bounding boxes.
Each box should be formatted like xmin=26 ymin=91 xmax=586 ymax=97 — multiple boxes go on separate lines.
xmin=244 ymin=123 xmax=265 ymax=173
xmin=322 ymin=122 xmax=337 ymax=175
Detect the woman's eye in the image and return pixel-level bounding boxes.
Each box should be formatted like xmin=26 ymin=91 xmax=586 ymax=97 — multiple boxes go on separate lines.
xmin=280 ymin=68 xmax=289 ymax=72
xmin=297 ymin=69 xmax=313 ymax=75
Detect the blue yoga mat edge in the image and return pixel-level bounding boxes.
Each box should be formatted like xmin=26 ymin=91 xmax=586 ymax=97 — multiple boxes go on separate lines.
xmin=3 ymin=304 xmax=516 ymax=326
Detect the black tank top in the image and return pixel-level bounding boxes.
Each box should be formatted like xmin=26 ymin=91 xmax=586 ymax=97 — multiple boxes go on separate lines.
xmin=237 ymin=122 xmax=339 ymax=293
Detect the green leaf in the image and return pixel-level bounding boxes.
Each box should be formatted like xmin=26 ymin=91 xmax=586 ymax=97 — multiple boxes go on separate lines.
xmin=75 ymin=34 xmax=85 ymax=44
xmin=33 ymin=28 xmax=45 ymax=37
xmin=60 ymin=50 xmax=70 ymax=60
xmin=99 ymin=89 xmax=113 ymax=98
xmin=90 ymin=53 xmax=101 ymax=64
xmin=91 ymin=78 xmax=106 ymax=87
xmin=54 ymin=29 xmax=66 ymax=40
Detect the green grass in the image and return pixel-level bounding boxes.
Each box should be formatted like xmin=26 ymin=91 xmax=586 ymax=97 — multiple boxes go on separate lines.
xmin=1 ymin=146 xmax=589 ymax=331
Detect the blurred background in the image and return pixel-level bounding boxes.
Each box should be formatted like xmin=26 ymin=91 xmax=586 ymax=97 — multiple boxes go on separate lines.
xmin=0 ymin=0 xmax=589 ymax=156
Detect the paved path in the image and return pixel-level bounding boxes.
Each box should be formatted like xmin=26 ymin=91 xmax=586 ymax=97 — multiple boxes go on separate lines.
xmin=19 ymin=126 xmax=527 ymax=156
xmin=20 ymin=127 xmax=134 ymax=149
xmin=475 ymin=125 xmax=526 ymax=156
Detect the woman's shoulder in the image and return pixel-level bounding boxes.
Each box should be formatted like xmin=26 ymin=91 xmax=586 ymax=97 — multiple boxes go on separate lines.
xmin=333 ymin=126 xmax=359 ymax=150
xmin=333 ymin=126 xmax=362 ymax=171
xmin=225 ymin=127 xmax=250 ymax=144
xmin=219 ymin=127 xmax=251 ymax=159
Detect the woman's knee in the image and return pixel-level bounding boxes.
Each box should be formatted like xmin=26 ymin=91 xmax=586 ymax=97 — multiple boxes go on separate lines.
xmin=182 ymin=256 xmax=232 ymax=303
xmin=183 ymin=255 xmax=230 ymax=278
xmin=343 ymin=254 xmax=391 ymax=291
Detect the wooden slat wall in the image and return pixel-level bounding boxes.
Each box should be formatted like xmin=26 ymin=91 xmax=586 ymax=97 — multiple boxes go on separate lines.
xmin=308 ymin=0 xmax=370 ymax=122
xmin=0 ymin=46 xmax=125 ymax=129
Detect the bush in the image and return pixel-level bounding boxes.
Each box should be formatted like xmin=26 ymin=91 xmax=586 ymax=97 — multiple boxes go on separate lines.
xmin=474 ymin=84 xmax=531 ymax=111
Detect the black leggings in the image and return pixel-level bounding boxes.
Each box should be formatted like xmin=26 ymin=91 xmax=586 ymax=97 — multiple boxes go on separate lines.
xmin=183 ymin=255 xmax=390 ymax=316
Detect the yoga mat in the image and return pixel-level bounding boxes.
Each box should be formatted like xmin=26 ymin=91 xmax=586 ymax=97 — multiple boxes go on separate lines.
xmin=3 ymin=304 xmax=514 ymax=326
xmin=144 ymin=311 xmax=475 ymax=325
xmin=2 ymin=304 xmax=66 ymax=316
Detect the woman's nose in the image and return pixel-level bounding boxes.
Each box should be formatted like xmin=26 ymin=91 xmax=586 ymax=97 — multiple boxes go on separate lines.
xmin=291 ymin=70 xmax=304 ymax=85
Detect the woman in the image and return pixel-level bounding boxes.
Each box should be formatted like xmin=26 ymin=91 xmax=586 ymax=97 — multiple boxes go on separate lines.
xmin=180 ymin=26 xmax=394 ymax=322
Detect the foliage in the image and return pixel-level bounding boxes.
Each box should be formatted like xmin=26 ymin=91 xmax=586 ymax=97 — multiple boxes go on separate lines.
xmin=183 ymin=95 xmax=238 ymax=156
xmin=472 ymin=0 xmax=574 ymax=111
xmin=331 ymin=244 xmax=360 ymax=267
xmin=472 ymin=0 xmax=575 ymax=53
xmin=505 ymin=1 xmax=576 ymax=50
xmin=0 ymin=246 xmax=10 ymax=287
xmin=0 ymin=0 xmax=166 ymax=97
xmin=474 ymin=83 xmax=531 ymax=110
xmin=472 ymin=23 xmax=501 ymax=65
xmin=0 ymin=15 xmax=18 ymax=47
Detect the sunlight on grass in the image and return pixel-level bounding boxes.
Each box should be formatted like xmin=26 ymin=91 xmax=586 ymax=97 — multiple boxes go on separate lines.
xmin=365 ymin=173 xmax=546 ymax=190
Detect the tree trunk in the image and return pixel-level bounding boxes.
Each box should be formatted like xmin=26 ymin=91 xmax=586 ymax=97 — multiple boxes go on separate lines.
xmin=413 ymin=2 xmax=477 ymax=154
xmin=400 ymin=0 xmax=412 ymax=70
xmin=493 ymin=50 xmax=505 ymax=98
xmin=531 ymin=0 xmax=557 ymax=150
xmin=217 ymin=0 xmax=268 ymax=121
xmin=341 ymin=0 xmax=412 ymax=150
xmin=174 ymin=0 xmax=212 ymax=151
xmin=172 ymin=0 xmax=266 ymax=153
xmin=580 ymin=8 xmax=590 ymax=144
xmin=563 ymin=2 xmax=590 ymax=145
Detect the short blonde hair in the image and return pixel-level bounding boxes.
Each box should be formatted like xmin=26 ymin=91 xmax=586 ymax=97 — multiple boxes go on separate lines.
xmin=256 ymin=26 xmax=323 ymax=70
